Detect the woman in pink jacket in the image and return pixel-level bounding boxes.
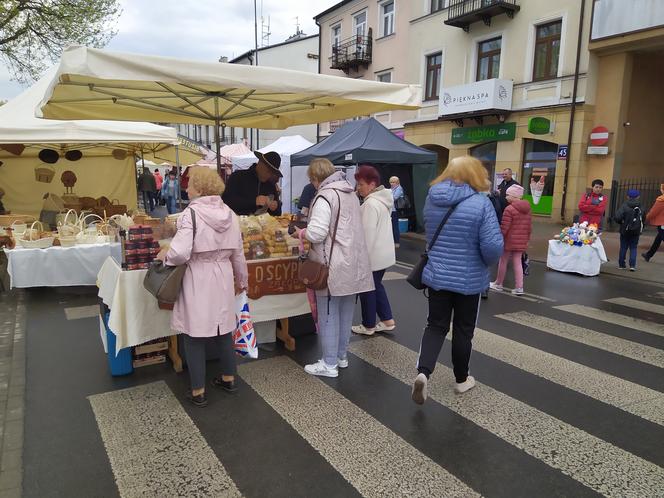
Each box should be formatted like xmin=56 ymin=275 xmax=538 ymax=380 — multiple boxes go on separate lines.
xmin=490 ymin=184 xmax=532 ymax=295
xmin=157 ymin=167 xmax=248 ymax=407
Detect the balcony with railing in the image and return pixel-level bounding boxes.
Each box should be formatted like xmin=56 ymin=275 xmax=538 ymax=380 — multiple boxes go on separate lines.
xmin=445 ymin=0 xmax=520 ymax=32
xmin=329 ymin=29 xmax=372 ymax=74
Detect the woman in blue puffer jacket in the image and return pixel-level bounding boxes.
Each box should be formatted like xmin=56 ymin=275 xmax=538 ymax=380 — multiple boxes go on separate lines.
xmin=412 ymin=156 xmax=503 ymax=405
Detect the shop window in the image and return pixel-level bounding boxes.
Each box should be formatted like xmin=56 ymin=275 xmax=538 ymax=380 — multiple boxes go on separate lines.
xmin=522 ymin=139 xmax=558 ymax=215
xmin=533 ymin=20 xmax=562 ymax=81
xmin=477 ymin=37 xmax=501 ymax=81
xmin=425 ymin=52 xmax=442 ymax=101
xmin=380 ymin=1 xmax=395 ymax=37
xmin=470 ymin=141 xmax=497 ymax=187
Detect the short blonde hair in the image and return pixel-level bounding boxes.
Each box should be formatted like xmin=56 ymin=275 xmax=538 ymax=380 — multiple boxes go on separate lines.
xmin=307 ymin=158 xmax=335 ymax=183
xmin=431 ymin=156 xmax=490 ymax=192
xmin=389 ymin=176 xmax=399 ymax=184
xmin=188 ymin=166 xmax=225 ymax=196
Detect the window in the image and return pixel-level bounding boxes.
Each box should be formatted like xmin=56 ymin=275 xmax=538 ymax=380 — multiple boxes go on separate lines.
xmin=354 ymin=11 xmax=367 ymax=38
xmin=331 ymin=24 xmax=341 ymax=49
xmin=425 ymin=52 xmax=442 ymax=101
xmin=381 ymin=1 xmax=395 ymax=37
xmin=431 ymin=0 xmax=447 ymax=13
xmin=377 ymin=72 xmax=392 ymax=83
xmin=522 ymin=139 xmax=558 ymax=215
xmin=477 ymin=37 xmax=501 ymax=81
xmin=470 ymin=142 xmax=497 ymax=186
xmin=533 ymin=20 xmax=562 ymax=81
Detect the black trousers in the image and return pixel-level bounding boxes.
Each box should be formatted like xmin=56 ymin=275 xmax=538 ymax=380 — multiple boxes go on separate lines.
xmin=183 ymin=332 xmax=236 ymax=390
xmin=645 ymin=227 xmax=664 ymax=259
xmin=417 ymin=289 xmax=480 ymax=383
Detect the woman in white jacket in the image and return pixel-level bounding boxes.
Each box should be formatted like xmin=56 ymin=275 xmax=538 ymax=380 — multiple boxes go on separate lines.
xmin=352 ymin=165 xmax=397 ymax=335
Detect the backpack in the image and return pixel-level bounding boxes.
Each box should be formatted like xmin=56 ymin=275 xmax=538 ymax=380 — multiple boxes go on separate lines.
xmin=623 ymin=206 xmax=643 ymax=236
xmin=395 ymin=194 xmax=411 ymax=211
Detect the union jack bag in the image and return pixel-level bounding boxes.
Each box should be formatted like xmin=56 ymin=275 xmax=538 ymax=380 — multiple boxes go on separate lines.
xmin=233 ymin=292 xmax=258 ymax=359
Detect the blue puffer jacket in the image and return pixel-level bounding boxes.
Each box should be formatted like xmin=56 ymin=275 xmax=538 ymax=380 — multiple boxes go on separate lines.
xmin=422 ymin=180 xmax=503 ymax=295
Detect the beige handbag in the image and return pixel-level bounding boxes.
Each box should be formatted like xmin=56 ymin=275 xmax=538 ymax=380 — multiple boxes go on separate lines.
xmin=143 ymin=209 xmax=196 ymax=304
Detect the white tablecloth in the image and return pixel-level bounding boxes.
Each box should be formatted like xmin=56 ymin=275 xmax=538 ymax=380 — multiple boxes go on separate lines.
xmin=5 ymin=243 xmax=121 ymax=288
xmin=97 ymin=257 xmax=311 ymax=355
xmin=546 ymin=239 xmax=608 ymax=276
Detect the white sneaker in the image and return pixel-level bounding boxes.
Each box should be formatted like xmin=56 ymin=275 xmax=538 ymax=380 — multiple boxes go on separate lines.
xmin=489 ymin=282 xmax=503 ymax=291
xmin=412 ymin=373 xmax=428 ymax=405
xmin=304 ymin=360 xmax=338 ymax=378
xmin=351 ymin=324 xmax=376 ymax=335
xmin=454 ymin=375 xmax=476 ymax=394
xmin=375 ymin=321 xmax=396 ymax=332
xmin=337 ymin=358 xmax=349 ymax=369
xmin=511 ymin=288 xmax=524 ymax=295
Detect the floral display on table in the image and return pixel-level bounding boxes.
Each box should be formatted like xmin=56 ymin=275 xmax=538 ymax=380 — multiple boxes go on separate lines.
xmin=554 ymin=221 xmax=599 ymax=246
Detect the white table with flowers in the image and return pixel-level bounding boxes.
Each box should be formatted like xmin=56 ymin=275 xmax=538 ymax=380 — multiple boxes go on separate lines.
xmin=546 ymin=238 xmax=608 ymax=276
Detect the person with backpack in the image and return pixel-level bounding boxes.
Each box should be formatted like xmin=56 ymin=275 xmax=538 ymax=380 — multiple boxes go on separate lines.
xmin=613 ymin=190 xmax=644 ymax=270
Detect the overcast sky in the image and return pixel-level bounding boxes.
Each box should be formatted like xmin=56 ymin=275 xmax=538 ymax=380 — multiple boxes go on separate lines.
xmin=0 ymin=0 xmax=338 ymax=100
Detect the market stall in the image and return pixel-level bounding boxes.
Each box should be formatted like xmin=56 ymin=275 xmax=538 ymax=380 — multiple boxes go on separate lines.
xmin=546 ymin=223 xmax=608 ymax=276
xmin=232 ymin=135 xmax=314 ymax=213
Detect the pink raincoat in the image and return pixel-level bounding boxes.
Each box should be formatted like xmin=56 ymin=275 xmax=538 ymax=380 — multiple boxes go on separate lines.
xmin=165 ymin=196 xmax=248 ymax=337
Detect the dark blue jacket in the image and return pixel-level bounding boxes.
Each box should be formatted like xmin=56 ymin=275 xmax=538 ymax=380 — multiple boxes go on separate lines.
xmin=422 ymin=180 xmax=503 ymax=294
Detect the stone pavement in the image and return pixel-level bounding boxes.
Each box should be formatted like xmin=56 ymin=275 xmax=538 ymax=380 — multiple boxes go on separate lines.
xmin=0 ymin=291 xmax=25 ymax=498
xmin=403 ymin=219 xmax=664 ymax=284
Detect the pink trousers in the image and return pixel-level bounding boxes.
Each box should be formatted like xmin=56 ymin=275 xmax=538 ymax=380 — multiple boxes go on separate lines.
xmin=495 ymin=251 xmax=524 ymax=289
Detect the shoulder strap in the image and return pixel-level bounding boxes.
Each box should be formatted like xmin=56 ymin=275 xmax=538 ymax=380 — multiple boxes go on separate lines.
xmin=327 ymin=190 xmax=342 ymax=263
xmin=189 ymin=208 xmax=197 ymax=247
xmin=426 ymin=197 xmax=469 ymax=252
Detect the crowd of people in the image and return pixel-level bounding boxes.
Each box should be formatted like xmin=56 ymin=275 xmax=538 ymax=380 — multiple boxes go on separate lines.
xmin=152 ymin=152 xmax=663 ymax=407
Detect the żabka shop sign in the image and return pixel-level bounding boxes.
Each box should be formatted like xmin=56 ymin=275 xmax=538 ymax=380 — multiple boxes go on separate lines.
xmin=451 ymin=122 xmax=516 ymax=145
xmin=439 ymin=79 xmax=513 ymax=117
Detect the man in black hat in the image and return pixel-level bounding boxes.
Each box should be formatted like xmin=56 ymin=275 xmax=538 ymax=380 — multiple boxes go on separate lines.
xmin=222 ymin=151 xmax=282 ymax=215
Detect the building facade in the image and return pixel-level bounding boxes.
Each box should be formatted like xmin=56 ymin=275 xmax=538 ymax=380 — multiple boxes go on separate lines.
xmin=229 ymin=34 xmax=320 ymax=150
xmin=315 ymin=0 xmax=663 ymax=223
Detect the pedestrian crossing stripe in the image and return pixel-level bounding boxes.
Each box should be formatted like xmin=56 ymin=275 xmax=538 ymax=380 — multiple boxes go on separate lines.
xmin=604 ymin=297 xmax=664 ymax=316
xmin=497 ymin=311 xmax=664 ymax=368
xmin=239 ymin=356 xmax=479 ymax=498
xmin=466 ymin=328 xmax=664 ymax=426
xmin=555 ymin=303 xmax=664 ymax=338
xmin=348 ymin=337 xmax=664 ymax=497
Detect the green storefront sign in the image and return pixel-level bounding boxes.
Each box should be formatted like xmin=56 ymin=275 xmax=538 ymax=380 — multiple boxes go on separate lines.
xmin=451 ymin=122 xmax=516 ymax=145
xmin=527 ymin=117 xmax=551 ymax=135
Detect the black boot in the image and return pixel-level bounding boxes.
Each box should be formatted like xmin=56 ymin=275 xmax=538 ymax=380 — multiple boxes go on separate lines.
xmin=186 ymin=391 xmax=208 ymax=407
xmin=212 ymin=376 xmax=238 ymax=394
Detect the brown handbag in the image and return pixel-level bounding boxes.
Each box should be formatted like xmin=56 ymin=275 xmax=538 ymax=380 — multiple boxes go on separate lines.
xmin=298 ymin=191 xmax=341 ymax=290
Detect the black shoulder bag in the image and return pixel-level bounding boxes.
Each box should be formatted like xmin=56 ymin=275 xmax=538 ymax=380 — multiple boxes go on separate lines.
xmin=407 ymin=203 xmax=460 ymax=290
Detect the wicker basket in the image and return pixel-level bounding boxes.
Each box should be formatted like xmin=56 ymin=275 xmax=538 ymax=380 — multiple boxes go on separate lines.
xmin=58 ymin=236 xmax=78 ymax=247
xmin=18 ymin=221 xmax=54 ymax=249
xmin=56 ymin=210 xmax=82 ymax=238
xmin=0 ymin=214 xmax=34 ymax=227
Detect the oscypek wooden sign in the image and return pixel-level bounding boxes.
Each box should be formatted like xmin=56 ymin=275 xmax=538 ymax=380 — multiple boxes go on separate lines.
xmin=247 ymin=257 xmax=305 ymax=299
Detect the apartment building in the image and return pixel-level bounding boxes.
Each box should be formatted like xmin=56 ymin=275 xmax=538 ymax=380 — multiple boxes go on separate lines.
xmin=229 ymin=34 xmax=320 ymax=150
xmin=316 ymin=0 xmax=602 ymax=222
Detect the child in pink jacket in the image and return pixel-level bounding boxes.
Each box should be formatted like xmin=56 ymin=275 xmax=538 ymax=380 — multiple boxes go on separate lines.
xmin=490 ymin=184 xmax=532 ymax=295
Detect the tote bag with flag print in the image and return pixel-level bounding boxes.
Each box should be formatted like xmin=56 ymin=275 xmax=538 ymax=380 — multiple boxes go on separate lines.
xmin=233 ymin=292 xmax=258 ymax=359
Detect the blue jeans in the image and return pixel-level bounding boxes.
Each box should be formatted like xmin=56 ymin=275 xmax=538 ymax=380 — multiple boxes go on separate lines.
xmin=142 ymin=191 xmax=155 ymax=212
xmin=166 ymin=196 xmax=177 ymax=214
xmin=360 ymin=269 xmax=393 ymax=328
xmin=317 ymin=293 xmax=354 ymax=367
xmin=391 ymin=211 xmax=400 ymax=244
xmin=619 ymin=233 xmax=639 ymax=268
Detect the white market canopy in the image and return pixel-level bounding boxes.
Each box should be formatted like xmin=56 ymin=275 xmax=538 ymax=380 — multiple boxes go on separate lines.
xmin=36 ymin=46 xmax=422 ymax=130
xmin=231 ymin=135 xmax=314 ymax=214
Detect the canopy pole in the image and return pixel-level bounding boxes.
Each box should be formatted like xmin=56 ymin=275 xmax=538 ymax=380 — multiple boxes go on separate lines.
xmin=175 ymin=144 xmax=182 ymax=210
xmin=214 ymin=97 xmax=222 ymax=177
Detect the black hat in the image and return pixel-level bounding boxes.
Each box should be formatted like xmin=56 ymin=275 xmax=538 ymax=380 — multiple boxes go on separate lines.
xmin=38 ymin=148 xmax=59 ymax=164
xmin=254 ymin=151 xmax=282 ymax=178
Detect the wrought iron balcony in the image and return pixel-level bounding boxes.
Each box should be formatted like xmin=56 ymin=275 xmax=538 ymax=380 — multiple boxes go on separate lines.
xmin=329 ymin=29 xmax=372 ymax=74
xmin=445 ymin=0 xmax=520 ymax=32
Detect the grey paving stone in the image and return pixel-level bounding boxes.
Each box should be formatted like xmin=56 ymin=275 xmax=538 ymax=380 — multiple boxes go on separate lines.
xmin=0 ymin=470 xmax=21 ymax=491
xmin=0 ymin=450 xmax=21 ymax=472
xmin=0 ymin=487 xmax=21 ymax=498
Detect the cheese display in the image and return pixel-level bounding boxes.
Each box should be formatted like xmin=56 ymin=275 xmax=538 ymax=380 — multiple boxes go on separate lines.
xmin=239 ymin=214 xmax=307 ymax=261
